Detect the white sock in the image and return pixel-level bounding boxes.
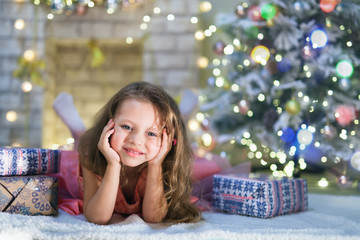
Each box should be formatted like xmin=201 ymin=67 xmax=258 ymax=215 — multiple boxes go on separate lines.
xmin=52 ymin=92 xmax=86 ymax=143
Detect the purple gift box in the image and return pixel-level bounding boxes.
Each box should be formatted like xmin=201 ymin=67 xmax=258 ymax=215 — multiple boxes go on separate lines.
xmin=212 ymin=173 xmax=308 ymax=218
xmin=0 ymin=148 xmax=61 ymax=176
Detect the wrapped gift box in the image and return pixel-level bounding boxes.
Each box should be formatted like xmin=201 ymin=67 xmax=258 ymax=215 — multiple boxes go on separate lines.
xmin=212 ymin=173 xmax=308 ymax=218
xmin=0 ymin=175 xmax=58 ymax=216
xmin=0 ymin=148 xmax=61 ymax=176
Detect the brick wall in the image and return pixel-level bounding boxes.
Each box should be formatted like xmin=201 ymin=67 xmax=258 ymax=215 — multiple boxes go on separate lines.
xmin=0 ymin=0 xmax=200 ymax=148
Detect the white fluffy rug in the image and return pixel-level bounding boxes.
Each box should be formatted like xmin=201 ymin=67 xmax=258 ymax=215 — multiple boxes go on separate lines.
xmin=1 ymin=193 xmax=359 ymax=240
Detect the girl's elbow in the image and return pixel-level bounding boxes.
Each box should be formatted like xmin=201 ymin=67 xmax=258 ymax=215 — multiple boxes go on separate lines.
xmin=84 ymin=210 xmax=111 ymax=225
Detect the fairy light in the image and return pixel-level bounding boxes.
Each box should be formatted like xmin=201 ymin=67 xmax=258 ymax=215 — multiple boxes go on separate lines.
xmin=249 ymin=143 xmax=257 ymax=152
xmin=260 ymin=159 xmax=267 ymax=165
xmin=318 ymin=178 xmax=328 ymax=188
xmin=321 ymin=156 xmax=327 ymax=163
xmin=14 ymin=19 xmax=25 ymax=30
xmin=201 ymin=133 xmax=213 ymax=147
xmin=167 ymin=14 xmax=175 ymax=21
xmin=47 ymin=13 xmax=54 ymax=20
xmin=347 ymin=41 xmax=352 ymax=47
xmin=247 ymin=151 xmax=255 ymax=159
xmin=197 ymin=56 xmax=209 ymax=68
xmin=188 ymin=119 xmax=200 ymax=131
xmin=275 ymin=54 xmax=282 ymax=62
xmin=224 ymin=45 xmax=234 ymax=55
xmin=215 ymin=77 xmax=224 ymax=87
xmin=213 ymin=68 xmax=221 ymax=76
xmin=209 ymin=25 xmax=217 ymax=33
xmin=21 ymin=81 xmax=32 ymax=92
xmin=153 ymin=7 xmax=161 ymax=14
xmin=270 ymin=164 xmax=277 ymax=171
xmin=6 ymin=111 xmax=17 ymax=122
xmin=199 ymin=1 xmax=212 ymax=12
xmin=212 ymin=58 xmax=220 ymax=66
xmin=231 ymin=84 xmax=239 ymax=92
xmin=204 ymin=29 xmax=212 ymax=37
xmin=257 ymin=94 xmax=265 ymax=102
xmin=88 ymin=1 xmax=94 ymax=7
xmin=247 ymin=111 xmax=253 ymax=117
xmin=23 ymin=49 xmax=36 ymax=62
xmin=233 ymin=105 xmax=240 ymax=113
xmin=243 ymin=59 xmax=250 ymax=66
xmin=273 ymin=80 xmax=280 ymax=86
xmin=140 ymin=23 xmax=147 ymax=30
xmin=66 ymin=138 xmax=75 ymax=144
xmin=255 ymin=151 xmax=262 ymax=159
xmin=126 ymin=37 xmax=133 ymax=44
xmin=194 ymin=30 xmax=205 ymax=40
xmin=143 ymin=15 xmax=151 ymax=22
xmin=190 ymin=17 xmax=198 ymax=24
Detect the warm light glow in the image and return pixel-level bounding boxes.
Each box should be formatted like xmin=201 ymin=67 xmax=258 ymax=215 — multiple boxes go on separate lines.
xmin=23 ymin=50 xmax=36 ymax=62
xmin=199 ymin=1 xmax=212 ymax=12
xmin=126 ymin=37 xmax=133 ymax=44
xmin=197 ymin=56 xmax=209 ymax=68
xmin=188 ymin=119 xmax=200 ymax=131
xmin=251 ymin=45 xmax=270 ymax=63
xmin=21 ymin=81 xmax=32 ymax=92
xmin=201 ymin=133 xmax=213 ymax=147
xmin=318 ymin=178 xmax=329 ymax=188
xmin=194 ymin=30 xmax=205 ymax=40
xmin=190 ymin=17 xmax=198 ymax=24
xmin=6 ymin=111 xmax=17 ymax=122
xmin=153 ymin=7 xmax=161 ymax=14
xmin=14 ymin=19 xmax=25 ymax=30
xmin=167 ymin=14 xmax=175 ymax=21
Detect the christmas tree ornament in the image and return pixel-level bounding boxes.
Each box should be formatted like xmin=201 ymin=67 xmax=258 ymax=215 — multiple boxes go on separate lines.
xmin=250 ymin=45 xmax=270 ymax=64
xmin=321 ymin=124 xmax=336 ymax=140
xmin=277 ymin=58 xmax=292 ymax=72
xmin=339 ymin=78 xmax=351 ymax=91
xmin=320 ymin=0 xmax=339 ymax=13
xmin=336 ymin=60 xmax=354 ymax=78
xmin=350 ymin=152 xmax=360 ymax=171
xmin=310 ymin=29 xmax=328 ymax=48
xmin=238 ymin=99 xmax=250 ymax=114
xmin=247 ymin=5 xmax=262 ymax=21
xmin=51 ymin=0 xmax=65 ymax=14
xmin=263 ymin=108 xmax=279 ymax=130
xmin=297 ymin=128 xmax=313 ymax=145
xmin=199 ymin=132 xmax=216 ymax=151
xmin=261 ymin=4 xmax=277 ymax=20
xmin=213 ymin=41 xmax=226 ymax=55
xmin=285 ymin=99 xmax=301 ymax=115
xmin=301 ymin=45 xmax=316 ymax=61
xmin=280 ymin=127 xmax=295 ymax=143
xmin=293 ymin=1 xmax=304 ymax=11
xmin=265 ymin=60 xmax=278 ymax=74
xmin=335 ymin=105 xmax=356 ymax=126
xmin=235 ymin=4 xmax=247 ymax=18
xmin=337 ymin=175 xmax=352 ymax=189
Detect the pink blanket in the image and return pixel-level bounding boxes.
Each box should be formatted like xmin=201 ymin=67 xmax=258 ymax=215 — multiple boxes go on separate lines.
xmin=54 ymin=150 xmax=251 ymax=215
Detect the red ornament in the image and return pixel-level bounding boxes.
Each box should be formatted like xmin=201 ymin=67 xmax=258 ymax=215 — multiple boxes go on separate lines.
xmin=335 ymin=105 xmax=356 ymax=126
xmin=247 ymin=5 xmax=263 ymax=21
xmin=320 ymin=0 xmax=340 ymax=13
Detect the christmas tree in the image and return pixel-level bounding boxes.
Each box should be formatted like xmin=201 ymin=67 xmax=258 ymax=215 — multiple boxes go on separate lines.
xmin=193 ymin=0 xmax=360 ymax=185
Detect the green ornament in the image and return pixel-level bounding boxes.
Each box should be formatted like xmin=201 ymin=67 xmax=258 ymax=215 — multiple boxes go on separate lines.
xmin=285 ymin=99 xmax=301 ymax=115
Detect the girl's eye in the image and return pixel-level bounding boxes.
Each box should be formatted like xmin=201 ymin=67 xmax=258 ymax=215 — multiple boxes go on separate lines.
xmin=121 ymin=125 xmax=132 ymax=130
xmin=148 ymin=132 xmax=157 ymax=137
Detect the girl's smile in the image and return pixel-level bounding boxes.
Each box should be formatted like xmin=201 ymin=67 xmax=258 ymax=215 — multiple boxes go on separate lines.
xmin=110 ymin=98 xmax=162 ymax=167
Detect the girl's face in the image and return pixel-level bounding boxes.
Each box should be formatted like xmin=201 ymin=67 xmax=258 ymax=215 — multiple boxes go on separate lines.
xmin=110 ymin=98 xmax=162 ymax=167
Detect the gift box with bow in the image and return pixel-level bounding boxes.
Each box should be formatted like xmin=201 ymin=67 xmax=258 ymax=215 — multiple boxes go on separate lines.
xmin=0 ymin=175 xmax=58 ymax=216
xmin=212 ymin=173 xmax=308 ymax=218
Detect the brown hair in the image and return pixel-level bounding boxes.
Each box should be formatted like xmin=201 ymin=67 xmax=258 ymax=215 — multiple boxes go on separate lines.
xmin=78 ymin=81 xmax=202 ymax=223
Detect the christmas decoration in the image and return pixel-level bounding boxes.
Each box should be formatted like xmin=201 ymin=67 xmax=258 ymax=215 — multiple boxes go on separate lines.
xmin=195 ymin=0 xmax=360 ymax=185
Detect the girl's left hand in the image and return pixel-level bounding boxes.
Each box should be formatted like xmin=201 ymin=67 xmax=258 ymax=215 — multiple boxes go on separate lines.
xmin=148 ymin=128 xmax=173 ymax=167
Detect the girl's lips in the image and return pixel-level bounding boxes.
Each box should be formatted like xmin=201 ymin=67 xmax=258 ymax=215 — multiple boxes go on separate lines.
xmin=123 ymin=147 xmax=144 ymax=157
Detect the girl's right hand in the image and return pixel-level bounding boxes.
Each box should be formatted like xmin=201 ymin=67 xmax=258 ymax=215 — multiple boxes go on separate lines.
xmin=98 ymin=119 xmax=121 ymax=165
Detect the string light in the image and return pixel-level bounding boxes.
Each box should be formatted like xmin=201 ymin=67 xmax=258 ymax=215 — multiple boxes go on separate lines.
xmin=6 ymin=111 xmax=17 ymax=122
xmin=14 ymin=19 xmax=25 ymax=30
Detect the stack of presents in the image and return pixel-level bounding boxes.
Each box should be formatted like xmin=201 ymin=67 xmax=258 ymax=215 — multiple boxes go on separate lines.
xmin=0 ymin=147 xmax=308 ymax=218
xmin=0 ymin=148 xmax=60 ymax=216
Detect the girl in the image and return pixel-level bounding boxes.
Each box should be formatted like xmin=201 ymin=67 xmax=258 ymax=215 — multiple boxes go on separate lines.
xmin=78 ymin=82 xmax=202 ymax=224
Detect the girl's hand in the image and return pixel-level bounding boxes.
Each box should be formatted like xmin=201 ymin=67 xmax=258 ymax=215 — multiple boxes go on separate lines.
xmin=148 ymin=128 xmax=173 ymax=167
xmin=98 ymin=119 xmax=121 ymax=165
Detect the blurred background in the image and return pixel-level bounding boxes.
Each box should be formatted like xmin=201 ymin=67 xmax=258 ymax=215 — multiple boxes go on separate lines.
xmin=1 ymin=0 xmax=359 ymax=194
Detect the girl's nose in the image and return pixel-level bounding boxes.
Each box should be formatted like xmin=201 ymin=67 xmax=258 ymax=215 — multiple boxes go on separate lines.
xmin=129 ymin=132 xmax=143 ymax=146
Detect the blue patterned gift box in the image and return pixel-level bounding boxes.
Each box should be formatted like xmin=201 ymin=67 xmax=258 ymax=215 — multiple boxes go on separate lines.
xmin=0 ymin=175 xmax=58 ymax=216
xmin=0 ymin=148 xmax=61 ymax=176
xmin=212 ymin=173 xmax=308 ymax=218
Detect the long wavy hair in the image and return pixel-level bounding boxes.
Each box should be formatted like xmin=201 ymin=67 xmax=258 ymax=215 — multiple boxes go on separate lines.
xmin=78 ymin=81 xmax=202 ymax=223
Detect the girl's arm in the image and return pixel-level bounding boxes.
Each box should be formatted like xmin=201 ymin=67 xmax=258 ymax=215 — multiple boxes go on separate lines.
xmin=82 ymin=163 xmax=120 ymax=225
xmin=142 ymin=129 xmax=171 ymax=223
xmin=82 ymin=119 xmax=121 ymax=225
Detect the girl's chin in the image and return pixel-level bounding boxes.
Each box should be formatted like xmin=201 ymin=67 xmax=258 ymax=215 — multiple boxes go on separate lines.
xmin=120 ymin=156 xmax=149 ymax=168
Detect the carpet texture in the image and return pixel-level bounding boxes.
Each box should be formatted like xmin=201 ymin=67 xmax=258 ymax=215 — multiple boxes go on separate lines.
xmin=0 ymin=193 xmax=359 ymax=240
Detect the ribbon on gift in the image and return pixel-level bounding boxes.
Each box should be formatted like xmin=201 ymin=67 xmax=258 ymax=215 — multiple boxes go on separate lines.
xmin=0 ymin=148 xmax=61 ymax=176
xmin=0 ymin=175 xmax=58 ymax=216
